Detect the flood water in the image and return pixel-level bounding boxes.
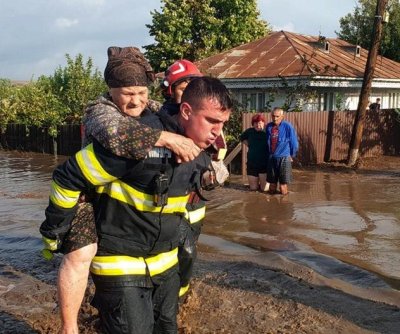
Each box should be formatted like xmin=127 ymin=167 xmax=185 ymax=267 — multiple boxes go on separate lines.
xmin=1 ymin=149 xmax=400 ymax=296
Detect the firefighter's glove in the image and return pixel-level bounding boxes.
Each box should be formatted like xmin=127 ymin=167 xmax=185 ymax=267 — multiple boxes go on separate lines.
xmin=41 ymin=236 xmax=60 ymax=260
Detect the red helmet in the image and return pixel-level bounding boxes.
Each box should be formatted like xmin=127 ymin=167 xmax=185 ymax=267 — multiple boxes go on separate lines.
xmin=162 ymin=59 xmax=202 ymax=96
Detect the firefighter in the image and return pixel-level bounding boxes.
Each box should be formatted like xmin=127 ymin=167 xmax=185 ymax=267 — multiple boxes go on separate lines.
xmin=159 ymin=60 xmax=229 ymax=298
xmin=43 ymin=48 xmax=204 ymax=334
xmin=40 ymin=48 xmax=232 ymax=333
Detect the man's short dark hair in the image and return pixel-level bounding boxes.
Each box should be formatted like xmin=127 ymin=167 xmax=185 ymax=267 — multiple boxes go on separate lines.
xmin=181 ymin=76 xmax=232 ymax=112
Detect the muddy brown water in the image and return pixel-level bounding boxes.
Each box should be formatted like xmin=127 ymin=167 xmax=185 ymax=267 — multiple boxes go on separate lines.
xmin=0 ymin=150 xmax=400 ymax=315
xmin=202 ymin=171 xmax=400 ymax=291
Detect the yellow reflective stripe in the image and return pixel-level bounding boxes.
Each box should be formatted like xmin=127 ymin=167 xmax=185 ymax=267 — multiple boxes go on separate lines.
xmin=179 ymin=284 xmax=190 ymax=297
xmin=90 ymin=255 xmax=147 ymax=275
xmin=97 ymin=181 xmax=189 ymax=213
xmin=76 ymin=144 xmax=115 ymax=185
xmin=90 ymin=248 xmax=178 ymax=277
xmin=145 ymin=248 xmax=178 ymax=276
xmin=49 ymin=180 xmax=80 ymax=208
xmin=185 ymin=206 xmax=206 ymax=224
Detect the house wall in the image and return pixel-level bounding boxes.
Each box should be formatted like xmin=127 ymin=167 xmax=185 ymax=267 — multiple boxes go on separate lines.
xmin=233 ymin=88 xmax=400 ymax=112
xmin=346 ymin=90 xmax=400 ymax=110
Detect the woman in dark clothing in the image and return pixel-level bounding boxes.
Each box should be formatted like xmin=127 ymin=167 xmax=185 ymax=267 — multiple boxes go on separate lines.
xmin=240 ymin=113 xmax=269 ymax=191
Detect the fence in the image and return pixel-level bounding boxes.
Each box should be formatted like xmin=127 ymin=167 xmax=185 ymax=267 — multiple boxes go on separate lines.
xmin=1 ymin=109 xmax=399 ymax=165
xmin=242 ymin=109 xmax=400 ymax=169
xmin=0 ymin=124 xmax=81 ymax=156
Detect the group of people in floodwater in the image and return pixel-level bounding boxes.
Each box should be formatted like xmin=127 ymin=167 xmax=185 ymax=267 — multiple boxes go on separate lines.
xmin=240 ymin=108 xmax=298 ymax=195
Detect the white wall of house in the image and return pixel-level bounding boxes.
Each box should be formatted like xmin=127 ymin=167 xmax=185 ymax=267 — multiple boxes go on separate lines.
xmin=344 ymin=90 xmax=400 ymax=110
xmin=234 ymin=89 xmax=301 ymax=112
xmin=233 ymin=88 xmax=400 ymax=112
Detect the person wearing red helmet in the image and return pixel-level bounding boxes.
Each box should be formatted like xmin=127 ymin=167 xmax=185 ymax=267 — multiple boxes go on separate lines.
xmin=160 ymin=59 xmax=203 ymax=119
xmin=162 ymin=59 xmax=203 ymax=104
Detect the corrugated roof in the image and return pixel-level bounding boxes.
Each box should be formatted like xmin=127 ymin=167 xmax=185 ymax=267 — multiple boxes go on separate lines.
xmin=196 ymin=31 xmax=400 ymax=80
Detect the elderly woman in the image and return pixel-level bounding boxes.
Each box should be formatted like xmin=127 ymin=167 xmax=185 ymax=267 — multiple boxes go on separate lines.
xmin=240 ymin=113 xmax=269 ymax=191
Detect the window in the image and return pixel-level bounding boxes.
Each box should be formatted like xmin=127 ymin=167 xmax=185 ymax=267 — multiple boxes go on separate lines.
xmin=323 ymin=92 xmax=334 ymax=111
xmin=257 ymin=93 xmax=265 ymax=111
xmin=241 ymin=91 xmax=276 ymax=111
xmin=250 ymin=93 xmax=257 ymax=110
xmin=241 ymin=93 xmax=248 ymax=109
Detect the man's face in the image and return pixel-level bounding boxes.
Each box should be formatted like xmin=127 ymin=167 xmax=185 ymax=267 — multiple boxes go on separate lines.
xmin=109 ymin=86 xmax=148 ymax=117
xmin=271 ymin=110 xmax=283 ymax=125
xmin=172 ymin=80 xmax=190 ymax=104
xmin=180 ymin=98 xmax=230 ymax=149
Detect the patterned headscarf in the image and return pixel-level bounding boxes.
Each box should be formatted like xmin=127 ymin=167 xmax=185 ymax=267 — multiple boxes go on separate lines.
xmin=104 ymin=46 xmax=155 ymax=88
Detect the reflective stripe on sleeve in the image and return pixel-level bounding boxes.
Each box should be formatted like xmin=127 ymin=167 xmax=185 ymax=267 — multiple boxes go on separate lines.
xmin=185 ymin=206 xmax=206 ymax=224
xmin=96 ymin=181 xmax=189 ymax=213
xmin=90 ymin=248 xmax=178 ymax=277
xmin=75 ymin=144 xmax=116 ymax=185
xmin=49 ymin=180 xmax=80 ymax=208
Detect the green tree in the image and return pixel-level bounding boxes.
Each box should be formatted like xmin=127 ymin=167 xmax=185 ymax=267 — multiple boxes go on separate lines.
xmin=0 ymin=54 xmax=106 ymax=137
xmin=13 ymin=80 xmax=69 ymax=137
xmin=48 ymin=54 xmax=106 ymax=123
xmin=212 ymin=0 xmax=269 ymax=51
xmin=144 ymin=0 xmax=269 ymax=72
xmin=0 ymin=79 xmax=18 ymax=132
xmin=224 ymin=99 xmax=245 ymax=150
xmin=337 ymin=0 xmax=400 ymax=62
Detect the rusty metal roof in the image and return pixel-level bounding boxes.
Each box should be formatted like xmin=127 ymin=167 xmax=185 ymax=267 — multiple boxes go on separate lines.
xmin=196 ymin=31 xmax=400 ymax=80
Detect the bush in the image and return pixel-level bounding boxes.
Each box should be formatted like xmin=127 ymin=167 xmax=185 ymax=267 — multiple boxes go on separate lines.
xmin=0 ymin=54 xmax=106 ymax=137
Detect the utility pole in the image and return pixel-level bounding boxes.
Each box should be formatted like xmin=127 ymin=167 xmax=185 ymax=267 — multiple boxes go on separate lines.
xmin=347 ymin=0 xmax=388 ymax=166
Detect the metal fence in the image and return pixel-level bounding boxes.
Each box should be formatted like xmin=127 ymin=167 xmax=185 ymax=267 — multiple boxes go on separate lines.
xmin=242 ymin=109 xmax=400 ymax=167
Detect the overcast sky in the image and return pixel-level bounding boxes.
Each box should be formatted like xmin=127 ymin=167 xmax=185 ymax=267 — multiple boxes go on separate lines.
xmin=0 ymin=0 xmax=357 ymax=81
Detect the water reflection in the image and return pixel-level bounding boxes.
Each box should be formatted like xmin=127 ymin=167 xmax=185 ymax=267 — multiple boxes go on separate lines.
xmin=204 ymin=169 xmax=400 ymax=288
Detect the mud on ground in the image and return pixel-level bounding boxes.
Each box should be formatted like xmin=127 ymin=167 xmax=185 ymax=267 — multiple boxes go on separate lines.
xmin=1 ymin=251 xmax=400 ymax=334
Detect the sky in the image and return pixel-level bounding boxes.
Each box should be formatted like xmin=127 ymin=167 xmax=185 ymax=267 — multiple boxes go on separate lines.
xmin=0 ymin=0 xmax=357 ymax=81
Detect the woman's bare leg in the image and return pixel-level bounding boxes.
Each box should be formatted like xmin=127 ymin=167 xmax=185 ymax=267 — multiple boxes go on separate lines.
xmin=247 ymin=175 xmax=259 ymax=191
xmin=58 ymin=243 xmax=97 ymax=334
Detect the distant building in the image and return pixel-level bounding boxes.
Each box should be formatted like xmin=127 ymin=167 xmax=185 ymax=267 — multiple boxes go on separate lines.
xmin=10 ymin=80 xmax=29 ymax=86
xmin=196 ymin=31 xmax=400 ymax=112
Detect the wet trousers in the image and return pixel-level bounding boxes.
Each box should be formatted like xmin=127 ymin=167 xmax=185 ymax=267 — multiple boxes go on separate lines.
xmin=91 ymin=270 xmax=180 ymax=334
xmin=267 ymin=156 xmax=293 ymax=184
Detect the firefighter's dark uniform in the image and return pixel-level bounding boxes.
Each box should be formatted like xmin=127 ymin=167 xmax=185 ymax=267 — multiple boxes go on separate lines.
xmin=158 ymin=103 xmax=206 ymax=298
xmin=40 ymin=109 xmax=211 ymax=333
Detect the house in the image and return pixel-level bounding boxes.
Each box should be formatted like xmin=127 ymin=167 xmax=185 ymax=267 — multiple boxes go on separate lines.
xmin=196 ymin=31 xmax=400 ymax=112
